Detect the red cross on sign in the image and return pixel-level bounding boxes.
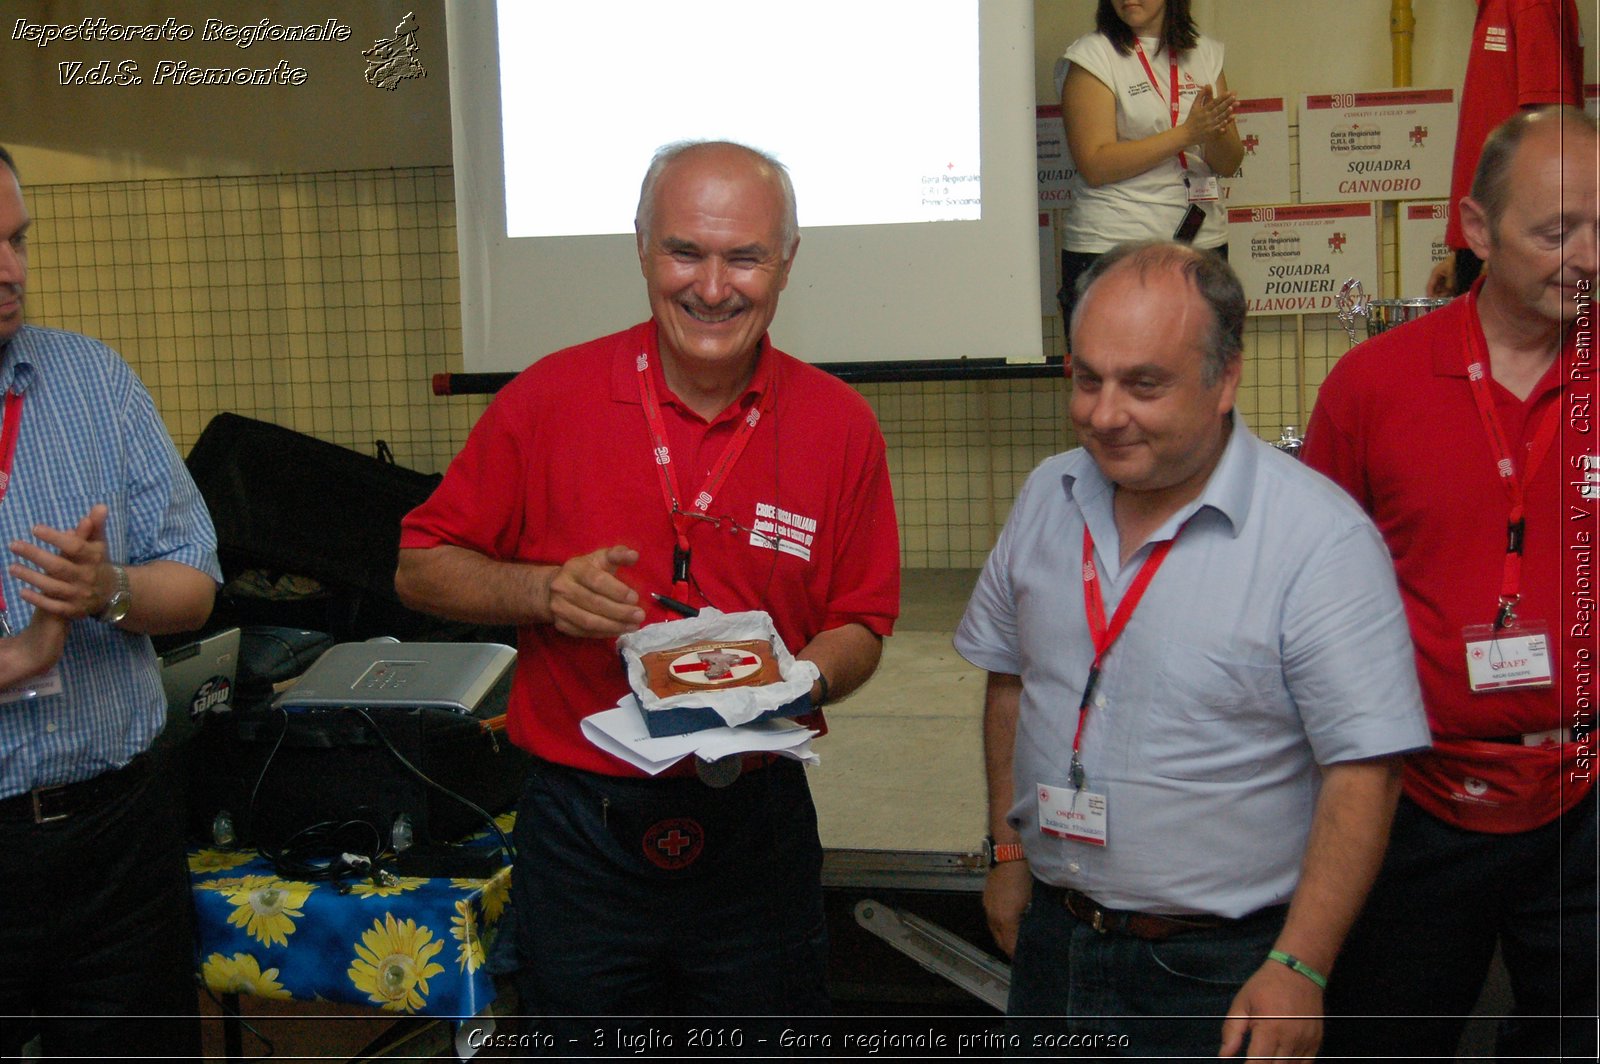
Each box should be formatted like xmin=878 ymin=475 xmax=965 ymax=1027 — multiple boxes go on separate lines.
xmin=1328 ymin=232 xmax=1347 ymax=252
xmin=1410 ymin=125 xmax=1427 ymax=145
xmin=1242 ymin=133 xmax=1260 ymax=155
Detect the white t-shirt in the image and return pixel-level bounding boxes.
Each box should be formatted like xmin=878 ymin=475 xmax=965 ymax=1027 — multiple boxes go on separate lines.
xmin=1056 ymin=32 xmax=1228 ymax=252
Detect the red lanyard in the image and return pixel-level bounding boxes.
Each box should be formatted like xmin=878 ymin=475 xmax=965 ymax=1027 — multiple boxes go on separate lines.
xmin=1133 ymin=39 xmax=1189 ymax=172
xmin=0 ymin=390 xmax=24 ymax=623
xmin=636 ymin=348 xmax=768 ymax=601
xmin=1460 ymin=290 xmax=1563 ymax=628
xmin=1070 ymin=522 xmax=1180 ymax=786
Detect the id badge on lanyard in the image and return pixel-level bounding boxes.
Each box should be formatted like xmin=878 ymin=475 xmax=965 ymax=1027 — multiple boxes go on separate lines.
xmin=1133 ymin=40 xmax=1216 ymax=204
xmin=1037 ymin=782 xmax=1108 ymax=846
xmin=1046 ymin=524 xmax=1182 ymax=848
xmin=1458 ymin=292 xmax=1557 ymax=692
xmin=0 ymin=665 xmax=65 ymax=705
xmin=1463 ymin=622 xmax=1553 ymax=691
xmin=1187 ymin=175 xmax=1220 ymax=202
xmin=635 ymin=346 xmax=768 ymax=604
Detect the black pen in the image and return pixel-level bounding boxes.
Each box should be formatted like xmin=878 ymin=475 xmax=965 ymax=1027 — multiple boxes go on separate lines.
xmin=651 ymin=593 xmax=700 ymax=618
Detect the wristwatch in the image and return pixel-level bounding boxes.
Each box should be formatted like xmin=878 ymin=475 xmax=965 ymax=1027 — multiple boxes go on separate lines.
xmin=982 ymin=833 xmax=1026 ymax=868
xmin=97 ymin=564 xmax=131 ymax=625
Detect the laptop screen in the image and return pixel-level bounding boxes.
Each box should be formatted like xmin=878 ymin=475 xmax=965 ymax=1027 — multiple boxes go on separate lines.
xmin=160 ymin=627 xmax=241 ymax=719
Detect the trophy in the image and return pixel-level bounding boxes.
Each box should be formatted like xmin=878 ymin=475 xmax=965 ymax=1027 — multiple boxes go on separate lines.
xmin=1270 ymin=425 xmax=1304 ymax=459
xmin=1334 ymin=278 xmax=1450 ymax=345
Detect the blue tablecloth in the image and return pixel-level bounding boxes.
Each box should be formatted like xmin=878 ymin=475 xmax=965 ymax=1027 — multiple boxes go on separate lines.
xmin=188 ymin=814 xmax=513 ymax=1018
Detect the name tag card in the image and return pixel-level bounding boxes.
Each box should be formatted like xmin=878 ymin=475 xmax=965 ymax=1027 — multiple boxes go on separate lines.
xmin=1037 ymin=782 xmax=1108 ymax=847
xmin=1463 ymin=623 xmax=1554 ymax=691
xmin=0 ymin=666 xmax=64 ymax=706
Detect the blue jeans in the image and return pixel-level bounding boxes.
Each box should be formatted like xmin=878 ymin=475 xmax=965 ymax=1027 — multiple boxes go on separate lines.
xmin=1007 ymin=883 xmax=1284 ymax=1060
xmin=511 ymin=757 xmax=829 ymax=1052
xmin=1323 ymin=791 xmax=1597 ymax=1061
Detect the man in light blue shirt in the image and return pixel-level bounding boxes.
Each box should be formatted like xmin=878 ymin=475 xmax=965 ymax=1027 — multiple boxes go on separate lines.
xmin=0 ymin=144 xmax=220 ymax=1058
xmin=955 ymin=242 xmax=1429 ymax=1061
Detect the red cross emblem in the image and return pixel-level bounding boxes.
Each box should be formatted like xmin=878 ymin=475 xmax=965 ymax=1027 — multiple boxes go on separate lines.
xmin=669 ymin=648 xmax=761 ymax=685
xmin=1328 ymin=232 xmax=1347 ymax=252
xmin=642 ymin=818 xmax=704 ymax=870
xmin=1242 ymin=133 xmax=1260 ymax=155
xmin=1410 ymin=125 xmax=1428 ymax=146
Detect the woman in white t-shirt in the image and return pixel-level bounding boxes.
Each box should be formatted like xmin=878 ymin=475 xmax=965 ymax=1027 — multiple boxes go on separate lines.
xmin=1055 ymin=0 xmax=1243 ymax=324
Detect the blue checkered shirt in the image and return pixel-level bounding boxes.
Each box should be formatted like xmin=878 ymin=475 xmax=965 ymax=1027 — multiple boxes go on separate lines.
xmin=0 ymin=325 xmax=220 ymax=796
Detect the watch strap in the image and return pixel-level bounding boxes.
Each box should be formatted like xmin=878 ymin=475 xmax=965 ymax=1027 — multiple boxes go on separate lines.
xmin=97 ymin=564 xmax=130 ymax=624
xmin=985 ymin=834 xmax=1026 ymax=867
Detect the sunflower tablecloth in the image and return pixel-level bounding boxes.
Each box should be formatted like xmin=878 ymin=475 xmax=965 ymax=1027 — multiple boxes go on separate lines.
xmin=187 ymin=815 xmax=514 ymax=1018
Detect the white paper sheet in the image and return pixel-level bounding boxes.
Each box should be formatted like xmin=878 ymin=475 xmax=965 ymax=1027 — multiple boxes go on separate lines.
xmin=581 ymin=697 xmax=820 ymax=776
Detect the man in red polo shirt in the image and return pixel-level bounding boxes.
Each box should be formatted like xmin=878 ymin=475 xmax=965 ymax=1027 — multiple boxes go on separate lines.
xmin=1307 ymin=107 xmax=1596 ymax=1060
xmin=396 ymin=141 xmax=899 ymax=1037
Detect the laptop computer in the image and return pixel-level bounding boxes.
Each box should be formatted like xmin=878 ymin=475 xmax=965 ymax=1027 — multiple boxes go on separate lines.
xmin=160 ymin=626 xmax=241 ymax=720
xmin=273 ymin=641 xmax=517 ymax=715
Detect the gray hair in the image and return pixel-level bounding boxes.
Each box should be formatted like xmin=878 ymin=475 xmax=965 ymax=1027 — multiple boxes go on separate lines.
xmin=1470 ymin=105 xmax=1598 ymax=232
xmin=635 ymin=140 xmax=799 ymax=258
xmin=1071 ymin=241 xmax=1245 ymax=387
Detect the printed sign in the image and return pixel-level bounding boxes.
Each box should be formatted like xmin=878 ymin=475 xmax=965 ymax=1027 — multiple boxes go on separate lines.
xmin=1298 ymin=88 xmax=1456 ymax=202
xmin=1399 ymin=200 xmax=1450 ymax=298
xmin=1220 ymin=98 xmax=1290 ymax=207
xmin=1227 ymin=202 xmax=1379 ymax=317
xmin=1037 ymin=104 xmax=1075 ymax=211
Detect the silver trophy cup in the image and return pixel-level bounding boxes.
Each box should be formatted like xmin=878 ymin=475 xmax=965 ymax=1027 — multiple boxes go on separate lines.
xmin=1335 ymin=278 xmax=1450 ymax=344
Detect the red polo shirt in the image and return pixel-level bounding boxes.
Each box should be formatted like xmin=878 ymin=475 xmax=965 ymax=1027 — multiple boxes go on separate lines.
xmin=401 ymin=321 xmax=900 ymax=776
xmin=1305 ymin=285 xmax=1594 ymax=832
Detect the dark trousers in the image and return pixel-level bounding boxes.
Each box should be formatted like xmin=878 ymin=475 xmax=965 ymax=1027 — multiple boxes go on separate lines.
xmin=1323 ymin=791 xmax=1598 ymax=1061
xmin=0 ymin=760 xmax=201 ymax=1058
xmin=510 ymin=757 xmax=829 ymax=1052
xmin=1006 ymin=882 xmax=1285 ymax=1061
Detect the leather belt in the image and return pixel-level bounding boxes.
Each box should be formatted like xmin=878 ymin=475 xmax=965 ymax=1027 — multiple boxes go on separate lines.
xmin=1039 ymin=882 xmax=1260 ymax=942
xmin=0 ymin=754 xmax=150 ymax=826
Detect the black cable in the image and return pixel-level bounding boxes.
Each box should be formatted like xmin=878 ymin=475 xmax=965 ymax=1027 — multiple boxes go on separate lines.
xmin=346 ymin=707 xmax=513 ymax=860
xmin=261 ymin=817 xmax=388 ymax=884
xmin=241 ymin=704 xmax=292 ymax=849
xmin=246 ymin=706 xmax=391 ymax=884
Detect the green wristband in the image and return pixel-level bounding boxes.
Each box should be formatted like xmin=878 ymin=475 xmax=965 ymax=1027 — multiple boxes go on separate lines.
xmin=1267 ymin=950 xmax=1328 ymax=989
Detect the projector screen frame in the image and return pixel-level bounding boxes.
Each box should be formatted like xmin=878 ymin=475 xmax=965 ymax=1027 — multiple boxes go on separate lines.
xmin=444 ymin=0 xmax=1044 ymax=374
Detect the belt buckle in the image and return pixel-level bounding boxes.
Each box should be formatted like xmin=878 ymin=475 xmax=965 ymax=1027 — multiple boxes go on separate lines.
xmin=1090 ymin=905 xmax=1108 ymax=934
xmin=30 ymin=785 xmax=70 ymax=824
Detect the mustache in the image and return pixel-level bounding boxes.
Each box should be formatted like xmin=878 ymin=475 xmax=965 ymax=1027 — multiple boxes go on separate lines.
xmin=682 ymin=295 xmax=746 ymax=314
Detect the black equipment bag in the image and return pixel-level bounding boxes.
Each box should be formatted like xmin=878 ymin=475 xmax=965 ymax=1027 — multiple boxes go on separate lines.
xmin=185 ymin=412 xmax=506 ymax=644
xmin=187 ymin=688 xmax=529 ymax=851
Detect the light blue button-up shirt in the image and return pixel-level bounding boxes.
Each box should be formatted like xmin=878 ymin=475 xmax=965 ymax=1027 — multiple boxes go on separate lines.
xmin=955 ymin=413 xmax=1430 ymax=917
xmin=0 ymin=325 xmax=220 ymax=796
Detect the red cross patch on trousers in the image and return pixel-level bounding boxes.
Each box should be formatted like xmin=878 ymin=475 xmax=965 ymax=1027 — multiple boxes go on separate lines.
xmin=642 ymin=817 xmax=705 ymax=870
